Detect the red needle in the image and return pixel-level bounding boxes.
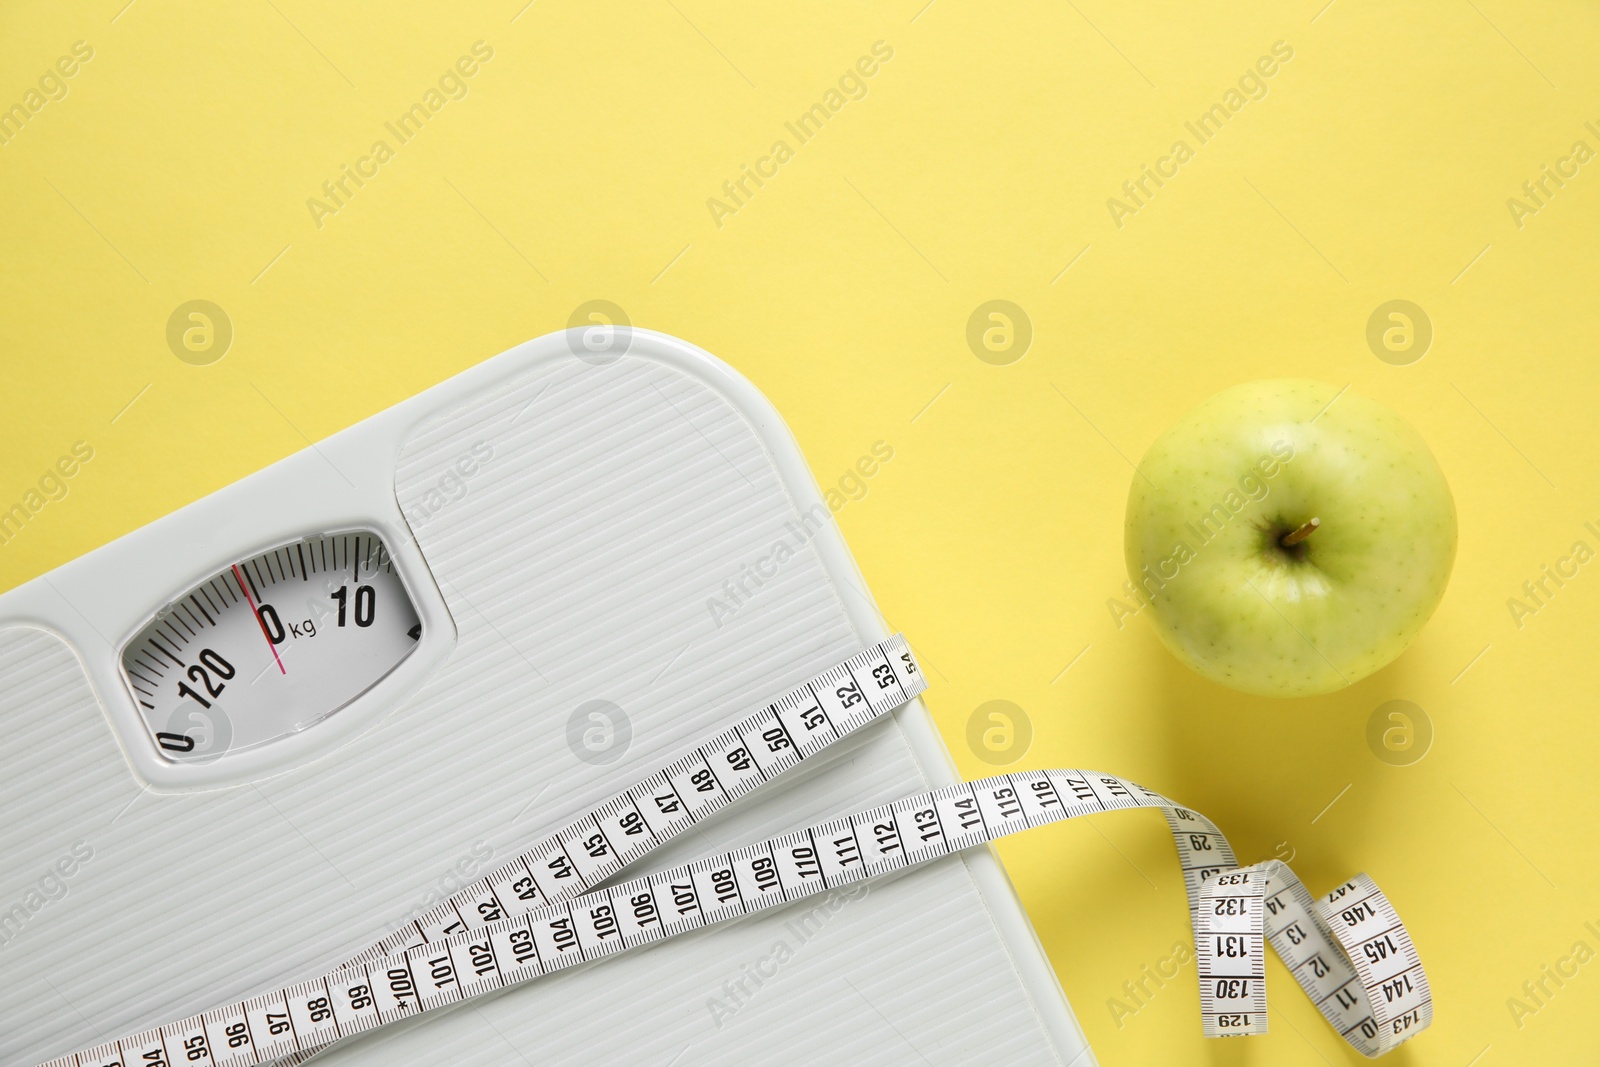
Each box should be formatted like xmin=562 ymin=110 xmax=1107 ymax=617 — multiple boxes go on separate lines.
xmin=233 ymin=564 xmax=286 ymax=675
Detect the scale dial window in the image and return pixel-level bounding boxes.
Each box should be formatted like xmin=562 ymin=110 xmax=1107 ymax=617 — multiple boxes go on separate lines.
xmin=119 ymin=531 xmax=422 ymax=762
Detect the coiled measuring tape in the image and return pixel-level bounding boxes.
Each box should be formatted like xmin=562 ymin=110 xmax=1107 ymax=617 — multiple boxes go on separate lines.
xmin=38 ymin=634 xmax=1430 ymax=1066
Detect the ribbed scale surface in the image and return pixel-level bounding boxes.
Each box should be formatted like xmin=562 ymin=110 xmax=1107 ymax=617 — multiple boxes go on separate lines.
xmin=0 ymin=355 xmax=1058 ymax=1066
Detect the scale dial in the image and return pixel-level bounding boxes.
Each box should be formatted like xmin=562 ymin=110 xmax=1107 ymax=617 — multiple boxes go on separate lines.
xmin=119 ymin=531 xmax=422 ymax=762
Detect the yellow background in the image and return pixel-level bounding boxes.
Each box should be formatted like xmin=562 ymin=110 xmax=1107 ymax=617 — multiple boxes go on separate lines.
xmin=3 ymin=1 xmax=1597 ymax=1063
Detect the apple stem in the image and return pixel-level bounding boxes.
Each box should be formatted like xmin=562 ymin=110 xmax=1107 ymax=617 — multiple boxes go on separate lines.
xmin=1280 ymin=518 xmax=1321 ymax=548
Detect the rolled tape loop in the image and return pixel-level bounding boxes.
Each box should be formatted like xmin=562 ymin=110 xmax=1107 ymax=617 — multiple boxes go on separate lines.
xmin=37 ymin=636 xmax=1430 ymax=1067
xmin=1313 ymin=874 xmax=1433 ymax=1054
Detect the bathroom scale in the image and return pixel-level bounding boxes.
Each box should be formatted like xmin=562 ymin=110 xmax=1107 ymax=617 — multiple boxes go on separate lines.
xmin=0 ymin=328 xmax=1096 ymax=1066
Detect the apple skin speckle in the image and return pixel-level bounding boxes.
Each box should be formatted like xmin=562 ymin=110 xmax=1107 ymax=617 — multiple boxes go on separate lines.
xmin=1123 ymin=379 xmax=1457 ymax=698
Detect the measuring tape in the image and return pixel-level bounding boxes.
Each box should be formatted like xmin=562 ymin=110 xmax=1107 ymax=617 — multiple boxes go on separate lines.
xmin=38 ymin=635 xmax=1430 ymax=1066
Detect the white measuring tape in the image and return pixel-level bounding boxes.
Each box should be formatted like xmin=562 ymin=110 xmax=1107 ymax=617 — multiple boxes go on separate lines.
xmin=39 ymin=635 xmax=1430 ymax=1066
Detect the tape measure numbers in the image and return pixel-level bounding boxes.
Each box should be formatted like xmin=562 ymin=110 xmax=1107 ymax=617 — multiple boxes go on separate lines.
xmin=38 ymin=636 xmax=1431 ymax=1067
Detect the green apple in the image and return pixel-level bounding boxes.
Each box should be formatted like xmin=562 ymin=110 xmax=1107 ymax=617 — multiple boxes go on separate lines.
xmin=1124 ymin=380 xmax=1456 ymax=697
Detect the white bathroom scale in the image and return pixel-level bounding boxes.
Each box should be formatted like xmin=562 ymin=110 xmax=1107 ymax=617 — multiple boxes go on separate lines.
xmin=0 ymin=329 xmax=1095 ymax=1066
